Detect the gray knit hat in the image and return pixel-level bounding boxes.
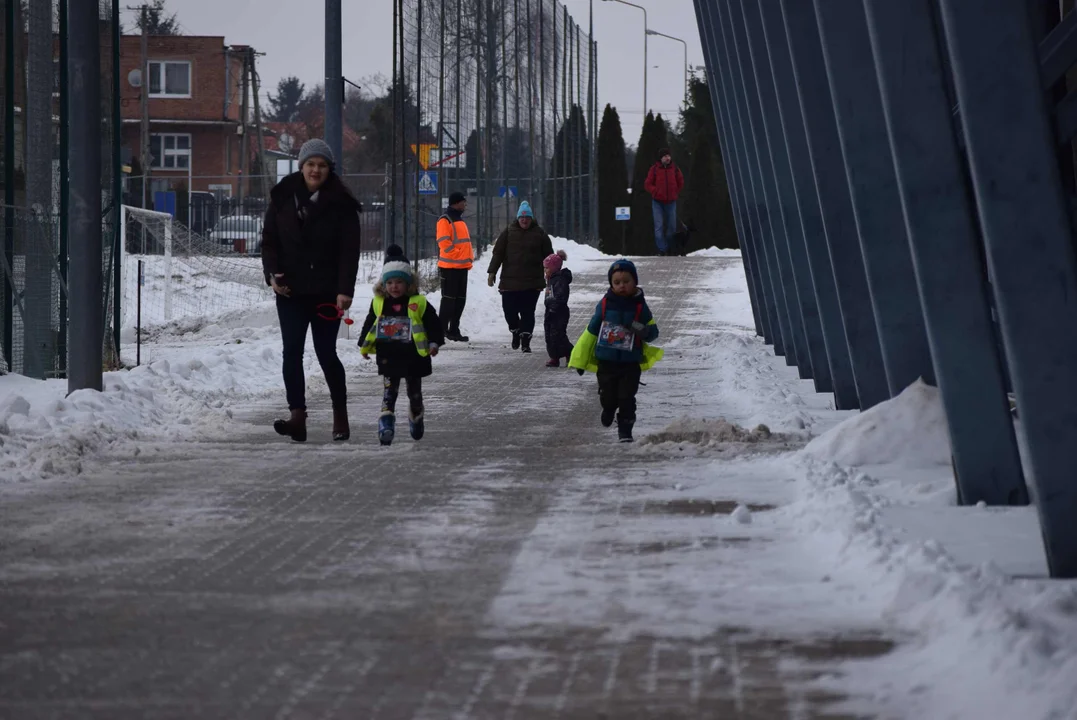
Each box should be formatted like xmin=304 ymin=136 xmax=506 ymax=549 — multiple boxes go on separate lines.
xmin=297 ymin=138 xmax=335 ymax=168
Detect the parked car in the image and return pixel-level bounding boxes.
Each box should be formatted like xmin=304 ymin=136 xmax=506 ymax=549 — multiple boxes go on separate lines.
xmin=210 ymin=215 xmax=263 ymax=254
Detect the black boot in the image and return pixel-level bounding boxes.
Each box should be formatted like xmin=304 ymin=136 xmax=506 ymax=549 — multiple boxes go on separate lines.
xmin=273 ymin=408 xmax=307 ymax=442
xmin=601 ymin=407 xmax=615 ymax=428
xmin=519 ymin=332 xmax=532 ymax=353
xmin=617 ymin=416 xmax=634 ymax=443
xmin=332 ymin=405 xmax=350 ymax=441
xmin=511 ymin=330 xmax=521 ymax=350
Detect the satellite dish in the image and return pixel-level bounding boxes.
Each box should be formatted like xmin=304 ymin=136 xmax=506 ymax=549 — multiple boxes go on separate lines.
xmin=128 ymin=69 xmax=142 ymax=88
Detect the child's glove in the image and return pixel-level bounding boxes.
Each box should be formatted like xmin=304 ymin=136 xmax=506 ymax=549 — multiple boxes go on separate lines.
xmin=631 ymin=321 xmax=646 ymax=334
xmin=361 ymin=352 xmax=370 ymax=360
xmin=429 ymin=343 xmax=439 ymax=357
xmin=487 ymin=273 xmax=496 ymax=287
xmin=576 ymin=368 xmax=585 ymax=376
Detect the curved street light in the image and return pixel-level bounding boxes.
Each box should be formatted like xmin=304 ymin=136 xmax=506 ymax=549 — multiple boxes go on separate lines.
xmin=646 ymin=28 xmax=688 ymax=105
xmin=600 ymin=0 xmax=648 ymax=118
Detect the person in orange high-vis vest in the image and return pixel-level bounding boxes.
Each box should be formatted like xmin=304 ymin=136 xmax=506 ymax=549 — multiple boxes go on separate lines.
xmin=436 ymin=191 xmax=474 ymax=342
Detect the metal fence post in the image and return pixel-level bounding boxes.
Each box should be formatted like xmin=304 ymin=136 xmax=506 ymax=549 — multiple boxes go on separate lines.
xmin=813 ymin=0 xmax=934 ymax=397
xmin=715 ymin=0 xmax=793 ymax=358
xmin=68 ymin=0 xmax=103 ymax=393
xmin=723 ymin=0 xmax=806 ymax=371
xmin=740 ymin=0 xmax=832 ymax=389
xmin=938 ymin=0 xmax=1077 ymax=577
xmin=779 ymin=0 xmax=888 ymax=409
xmin=691 ymin=0 xmax=766 ymax=337
xmin=863 ymin=0 xmax=1027 ymax=507
xmin=703 ymin=0 xmax=776 ymax=345
xmin=758 ymin=0 xmax=857 ymax=408
xmin=324 ymin=0 xmax=343 ymax=167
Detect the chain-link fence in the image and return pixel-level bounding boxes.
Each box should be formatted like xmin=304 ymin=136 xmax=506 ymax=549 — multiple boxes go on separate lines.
xmin=394 ymin=0 xmax=599 ymax=264
xmin=0 ymin=0 xmax=120 ymax=377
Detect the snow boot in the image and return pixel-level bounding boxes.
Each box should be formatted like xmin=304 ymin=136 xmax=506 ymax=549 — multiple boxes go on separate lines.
xmin=601 ymin=408 xmax=615 ymax=428
xmin=446 ymin=330 xmax=470 ymax=343
xmin=519 ymin=332 xmax=532 ymax=353
xmin=409 ymin=410 xmax=425 ymax=441
xmin=273 ymin=408 xmax=307 ymax=442
xmin=511 ymin=330 xmax=521 ymax=350
xmin=332 ymin=405 xmax=350 ymax=442
xmin=378 ymin=413 xmax=396 ymax=446
xmin=546 ymin=357 xmax=560 ymax=368
xmin=617 ymin=417 xmax=634 ymax=443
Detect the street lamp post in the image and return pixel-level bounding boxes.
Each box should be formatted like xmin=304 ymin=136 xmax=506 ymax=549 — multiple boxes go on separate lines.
xmin=646 ymin=28 xmax=688 ymax=104
xmin=601 ymin=0 xmax=648 ymax=116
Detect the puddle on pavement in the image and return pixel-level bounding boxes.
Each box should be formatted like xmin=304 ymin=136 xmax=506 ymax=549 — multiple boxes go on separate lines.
xmin=608 ymin=536 xmax=758 ymax=555
xmin=624 ymin=498 xmax=777 ymax=516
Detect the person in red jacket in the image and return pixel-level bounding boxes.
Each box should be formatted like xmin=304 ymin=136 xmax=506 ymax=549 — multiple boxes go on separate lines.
xmin=643 ymin=147 xmax=685 ymax=255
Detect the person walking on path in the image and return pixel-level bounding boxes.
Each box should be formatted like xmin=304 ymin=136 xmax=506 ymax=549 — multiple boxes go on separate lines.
xmin=359 ymin=244 xmax=445 ymax=446
xmin=569 ymin=259 xmax=663 ymax=443
xmin=436 ymin=191 xmax=474 ymax=342
xmin=261 ymin=138 xmax=362 ymax=443
xmin=542 ymin=250 xmax=574 ymax=367
xmin=487 ymin=201 xmax=553 ymax=353
xmin=644 ymin=147 xmax=685 ymax=256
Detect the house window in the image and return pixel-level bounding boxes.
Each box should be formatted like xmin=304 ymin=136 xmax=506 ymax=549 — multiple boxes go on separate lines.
xmin=150 ymin=133 xmax=191 ymax=170
xmin=148 ymin=61 xmax=191 ymax=98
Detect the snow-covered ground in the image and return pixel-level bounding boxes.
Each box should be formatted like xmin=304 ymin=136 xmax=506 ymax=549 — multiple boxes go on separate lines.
xmin=1 ymin=239 xmax=1075 ymax=718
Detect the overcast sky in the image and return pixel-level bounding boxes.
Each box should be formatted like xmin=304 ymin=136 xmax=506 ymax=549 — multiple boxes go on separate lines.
xmin=132 ymin=0 xmax=705 ymax=145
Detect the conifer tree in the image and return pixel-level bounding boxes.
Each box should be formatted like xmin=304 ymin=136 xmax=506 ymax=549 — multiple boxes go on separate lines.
xmin=596 ymin=104 xmax=629 ymax=254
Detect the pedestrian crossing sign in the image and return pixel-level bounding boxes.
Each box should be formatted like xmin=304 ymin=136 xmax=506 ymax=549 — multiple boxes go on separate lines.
xmin=418 ymin=171 xmax=438 ymax=195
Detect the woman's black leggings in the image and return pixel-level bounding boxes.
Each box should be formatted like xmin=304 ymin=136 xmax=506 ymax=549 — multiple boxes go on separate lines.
xmin=277 ymin=294 xmax=347 ymax=410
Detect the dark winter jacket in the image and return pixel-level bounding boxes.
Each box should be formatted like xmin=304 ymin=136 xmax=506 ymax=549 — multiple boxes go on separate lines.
xmin=261 ymin=171 xmax=363 ymax=298
xmin=644 ymin=161 xmax=685 ymax=204
xmin=585 ymin=288 xmax=659 ymax=365
xmin=488 ymin=220 xmax=554 ymax=292
xmin=544 ymin=268 xmax=573 ymax=311
xmin=358 ymin=281 xmax=445 ymax=378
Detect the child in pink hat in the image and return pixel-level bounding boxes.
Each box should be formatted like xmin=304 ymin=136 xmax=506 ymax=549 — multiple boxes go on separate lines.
xmin=542 ymin=250 xmax=574 ymax=367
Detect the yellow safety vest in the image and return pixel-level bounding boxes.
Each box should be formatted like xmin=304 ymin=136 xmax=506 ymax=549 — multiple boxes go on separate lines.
xmin=361 ymin=295 xmax=430 ymax=356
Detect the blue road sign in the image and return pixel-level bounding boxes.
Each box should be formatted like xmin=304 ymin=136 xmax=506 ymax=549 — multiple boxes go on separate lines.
xmin=615 ymin=206 xmax=631 ymax=221
xmin=418 ymin=171 xmax=438 ymax=195
xmin=498 ymin=185 xmax=518 ymax=198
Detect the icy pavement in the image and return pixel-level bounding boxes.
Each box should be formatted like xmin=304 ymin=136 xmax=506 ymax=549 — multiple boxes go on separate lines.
xmin=0 ymin=256 xmax=903 ymax=719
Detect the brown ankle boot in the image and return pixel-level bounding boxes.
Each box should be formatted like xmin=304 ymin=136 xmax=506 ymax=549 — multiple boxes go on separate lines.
xmin=332 ymin=405 xmax=350 ymax=441
xmin=273 ymin=408 xmax=307 ymax=442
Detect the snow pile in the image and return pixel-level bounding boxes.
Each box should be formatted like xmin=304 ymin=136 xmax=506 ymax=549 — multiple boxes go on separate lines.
xmin=640 ymin=417 xmax=794 ymax=448
xmin=688 ymin=246 xmax=742 ymax=258
xmin=795 ymin=461 xmax=1077 ymax=720
xmin=802 ymin=379 xmax=951 ymax=469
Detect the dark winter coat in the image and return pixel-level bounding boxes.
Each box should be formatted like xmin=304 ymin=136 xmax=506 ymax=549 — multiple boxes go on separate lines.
xmin=585 ymin=288 xmax=659 ymax=365
xmin=488 ymin=220 xmax=554 ymax=292
xmin=544 ymin=268 xmax=573 ymax=311
xmin=358 ymin=281 xmax=445 ymax=378
xmin=644 ymin=161 xmax=685 ymax=204
xmin=261 ymin=171 xmax=363 ymax=298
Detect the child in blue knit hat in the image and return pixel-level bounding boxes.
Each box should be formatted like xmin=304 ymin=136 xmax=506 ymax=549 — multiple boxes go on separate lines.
xmin=358 ymin=245 xmax=445 ymax=446
xmin=569 ymin=258 xmax=663 ymax=442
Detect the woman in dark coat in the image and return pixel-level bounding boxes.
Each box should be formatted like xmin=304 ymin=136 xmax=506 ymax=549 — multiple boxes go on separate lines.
xmin=486 ymin=200 xmax=554 ymax=353
xmin=261 ymin=138 xmax=362 ymax=442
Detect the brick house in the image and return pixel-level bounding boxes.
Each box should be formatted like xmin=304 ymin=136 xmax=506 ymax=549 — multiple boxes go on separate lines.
xmin=119 ymin=34 xmax=258 ymax=216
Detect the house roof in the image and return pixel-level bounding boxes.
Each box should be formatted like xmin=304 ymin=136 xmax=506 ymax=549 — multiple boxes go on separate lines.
xmin=263 ymin=121 xmax=362 ymax=156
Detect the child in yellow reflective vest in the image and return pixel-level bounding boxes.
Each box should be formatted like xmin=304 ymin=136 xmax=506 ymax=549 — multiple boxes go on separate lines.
xmin=569 ymin=259 xmax=663 ymax=443
xmin=358 ymin=244 xmax=445 ymax=446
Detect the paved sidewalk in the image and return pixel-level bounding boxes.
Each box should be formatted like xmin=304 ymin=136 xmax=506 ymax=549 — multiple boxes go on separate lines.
xmin=0 ymin=258 xmax=894 ymax=719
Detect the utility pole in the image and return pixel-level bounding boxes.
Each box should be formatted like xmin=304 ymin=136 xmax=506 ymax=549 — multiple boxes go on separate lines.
xmin=239 ymin=49 xmax=250 ymax=210
xmin=325 ymin=0 xmax=343 ymax=167
xmin=69 ymin=0 xmax=104 ymax=393
xmin=249 ymin=49 xmax=270 ymax=200
xmin=139 ymin=4 xmax=150 ymax=209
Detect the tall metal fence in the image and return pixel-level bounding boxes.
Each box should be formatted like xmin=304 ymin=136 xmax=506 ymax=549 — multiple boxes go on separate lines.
xmin=693 ymin=0 xmax=1077 ymax=578
xmin=394 ymin=0 xmax=599 ymax=262
xmin=0 ymin=0 xmax=120 ymax=377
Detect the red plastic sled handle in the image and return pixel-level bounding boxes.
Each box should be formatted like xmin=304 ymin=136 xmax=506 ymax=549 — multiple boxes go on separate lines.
xmin=316 ymin=303 xmax=355 ymax=325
